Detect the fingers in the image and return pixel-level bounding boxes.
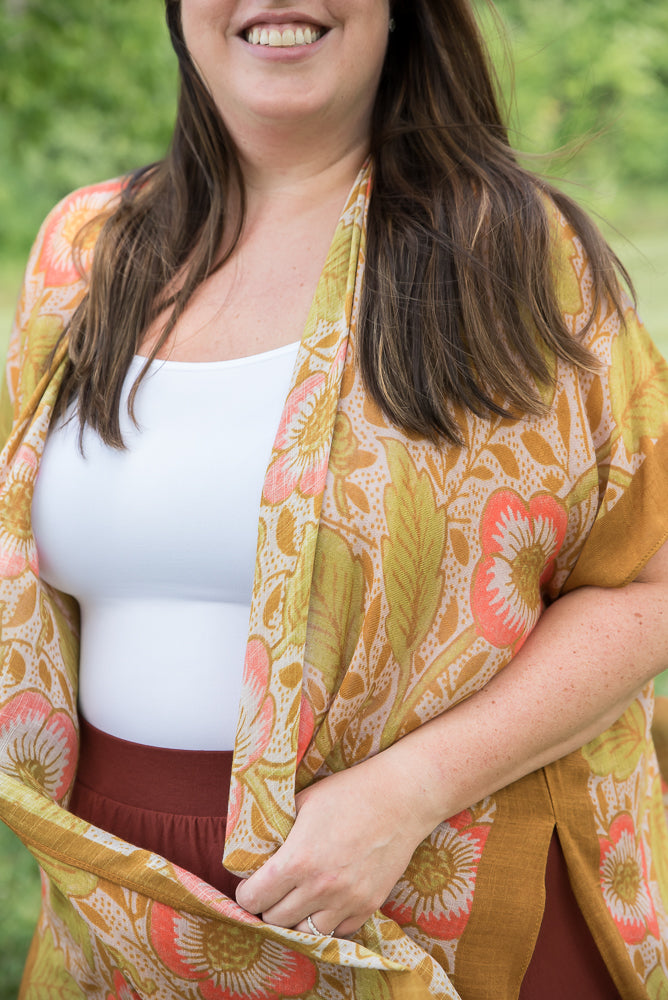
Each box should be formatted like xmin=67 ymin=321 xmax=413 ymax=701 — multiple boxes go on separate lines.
xmin=235 ymin=853 xmax=297 ymax=914
xmin=254 ymin=873 xmax=381 ymax=938
xmin=279 ymin=907 xmax=370 ymax=939
xmin=235 ymin=825 xmax=341 ymax=918
xmin=234 ymin=762 xmax=423 ymax=939
xmin=293 ymin=912 xmax=338 ymax=937
xmin=236 ymin=870 xmax=374 ymax=938
xmin=236 ymin=878 xmax=359 ymax=938
xmin=258 ymin=876 xmax=344 ymax=929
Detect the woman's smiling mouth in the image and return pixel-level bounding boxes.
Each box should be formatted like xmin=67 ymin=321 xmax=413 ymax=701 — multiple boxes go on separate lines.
xmin=244 ymin=25 xmax=325 ymax=47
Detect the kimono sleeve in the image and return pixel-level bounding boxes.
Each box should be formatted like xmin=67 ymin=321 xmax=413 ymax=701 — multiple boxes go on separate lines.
xmin=0 ymin=180 xmax=121 ymax=451
xmin=0 ymin=308 xmax=21 ymax=450
xmin=0 ymin=215 xmax=51 ymax=449
xmin=563 ymin=303 xmax=668 ymax=592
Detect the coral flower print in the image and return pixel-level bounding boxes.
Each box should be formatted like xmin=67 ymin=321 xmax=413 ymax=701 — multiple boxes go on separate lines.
xmin=107 ymin=969 xmax=142 ymax=1000
xmin=471 ymin=489 xmax=567 ymax=649
xmin=296 ymin=693 xmax=315 ymax=767
xmin=263 ymin=372 xmax=336 ymax=504
xmin=0 ymin=692 xmax=77 ymax=802
xmin=232 ymin=638 xmax=275 ymax=774
xmin=150 ymin=902 xmax=317 ymax=1000
xmin=38 ymin=184 xmax=118 ymax=287
xmin=383 ymin=812 xmax=489 ymax=940
xmin=599 ymin=814 xmax=659 ymax=944
xmin=0 ymin=445 xmax=40 ymax=578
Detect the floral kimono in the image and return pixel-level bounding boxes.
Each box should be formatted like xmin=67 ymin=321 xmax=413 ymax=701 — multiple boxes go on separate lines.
xmin=2 ymin=164 xmax=668 ymax=1000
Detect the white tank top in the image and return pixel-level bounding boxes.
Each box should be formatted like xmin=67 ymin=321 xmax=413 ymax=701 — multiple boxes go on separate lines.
xmin=31 ymin=343 xmax=300 ymax=750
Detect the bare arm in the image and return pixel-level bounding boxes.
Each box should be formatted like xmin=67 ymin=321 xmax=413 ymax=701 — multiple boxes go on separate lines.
xmin=235 ymin=539 xmax=668 ymax=937
xmin=399 ymin=539 xmax=668 ymax=834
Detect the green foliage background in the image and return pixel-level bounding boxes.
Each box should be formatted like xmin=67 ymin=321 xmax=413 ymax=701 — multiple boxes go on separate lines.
xmin=0 ymin=0 xmax=666 ymax=994
xmin=1 ymin=0 xmax=667 ymax=265
xmin=0 ymin=0 xmax=175 ymax=262
xmin=485 ymin=0 xmax=668 ymax=189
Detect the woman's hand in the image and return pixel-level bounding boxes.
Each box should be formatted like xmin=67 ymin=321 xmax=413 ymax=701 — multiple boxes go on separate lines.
xmin=234 ymin=753 xmax=433 ymax=938
xmin=235 ymin=540 xmax=668 ymax=937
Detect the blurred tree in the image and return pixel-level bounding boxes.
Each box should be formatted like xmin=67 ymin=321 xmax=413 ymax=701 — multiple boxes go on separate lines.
xmin=0 ymin=0 xmax=175 ymax=259
xmin=0 ymin=0 xmax=666 ymax=262
xmin=489 ymin=0 xmax=668 ymax=189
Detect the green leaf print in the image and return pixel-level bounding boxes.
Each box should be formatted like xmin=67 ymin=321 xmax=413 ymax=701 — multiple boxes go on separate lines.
xmin=581 ymin=700 xmax=646 ymax=780
xmin=648 ymin=775 xmax=668 ymax=913
xmin=48 ymin=882 xmax=96 ymax=972
xmin=609 ymin=325 xmax=668 ymax=457
xmin=307 ymin=525 xmax=365 ymax=685
xmin=22 ymin=928 xmax=88 ymax=1000
xmin=282 ymin=525 xmax=318 ymax=649
xmin=352 ymin=967 xmax=394 ymax=1000
xmin=381 ymin=440 xmax=446 ymax=668
xmin=32 ymin=849 xmax=99 ymax=899
xmin=21 ymin=315 xmax=66 ymax=402
xmin=647 ymin=963 xmax=668 ymax=1000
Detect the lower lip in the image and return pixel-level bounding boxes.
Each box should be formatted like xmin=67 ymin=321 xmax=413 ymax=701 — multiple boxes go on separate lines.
xmin=239 ymin=32 xmax=327 ymax=60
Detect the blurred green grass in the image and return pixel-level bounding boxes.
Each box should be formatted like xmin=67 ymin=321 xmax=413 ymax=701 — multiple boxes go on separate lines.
xmin=603 ymin=188 xmax=668 ymax=355
xmin=0 ymin=824 xmax=39 ymax=997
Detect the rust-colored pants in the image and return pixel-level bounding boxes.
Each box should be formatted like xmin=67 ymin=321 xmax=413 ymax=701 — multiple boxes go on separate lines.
xmin=519 ymin=833 xmax=621 ymax=999
xmin=69 ymin=716 xmax=241 ymax=898
xmin=70 ymin=719 xmax=621 ymax=997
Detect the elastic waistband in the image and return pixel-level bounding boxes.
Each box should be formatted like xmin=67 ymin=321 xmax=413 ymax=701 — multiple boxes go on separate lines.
xmin=76 ymin=717 xmax=234 ymax=817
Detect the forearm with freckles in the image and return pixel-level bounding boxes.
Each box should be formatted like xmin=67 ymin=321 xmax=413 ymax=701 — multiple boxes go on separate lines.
xmin=383 ymin=573 xmax=668 ymax=841
xmin=232 ymin=553 xmax=667 ymax=936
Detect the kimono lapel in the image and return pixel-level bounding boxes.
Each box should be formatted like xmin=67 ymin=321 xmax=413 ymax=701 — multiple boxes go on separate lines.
xmin=224 ymin=162 xmax=373 ymax=874
xmin=0 ymin=176 xmax=464 ymax=999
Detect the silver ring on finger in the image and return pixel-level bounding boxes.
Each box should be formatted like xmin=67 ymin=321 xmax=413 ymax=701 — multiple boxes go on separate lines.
xmin=306 ymin=914 xmax=334 ymax=937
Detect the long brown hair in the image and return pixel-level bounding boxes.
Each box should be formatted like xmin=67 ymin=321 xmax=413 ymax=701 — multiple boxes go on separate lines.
xmin=53 ymin=0 xmax=630 ymax=446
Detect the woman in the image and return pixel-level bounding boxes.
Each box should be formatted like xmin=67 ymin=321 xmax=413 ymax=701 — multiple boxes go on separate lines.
xmin=1 ymin=0 xmax=668 ymax=997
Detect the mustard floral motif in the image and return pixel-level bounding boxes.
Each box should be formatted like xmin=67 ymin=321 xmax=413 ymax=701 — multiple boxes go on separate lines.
xmin=471 ymin=489 xmax=568 ymax=649
xmin=38 ymin=183 xmax=119 ymax=288
xmin=599 ymin=814 xmax=659 ymax=945
xmin=384 ymin=811 xmax=490 ymax=941
xmin=0 ymin=444 xmax=40 ymax=578
xmin=149 ymin=902 xmax=317 ymax=1000
xmin=0 ymin=691 xmax=76 ymax=802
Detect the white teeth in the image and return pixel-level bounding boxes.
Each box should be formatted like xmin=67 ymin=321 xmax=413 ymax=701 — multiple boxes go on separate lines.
xmin=245 ymin=25 xmax=322 ymax=46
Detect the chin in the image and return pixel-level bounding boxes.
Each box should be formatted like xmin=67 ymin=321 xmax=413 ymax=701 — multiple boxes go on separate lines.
xmin=237 ymin=91 xmax=332 ymax=128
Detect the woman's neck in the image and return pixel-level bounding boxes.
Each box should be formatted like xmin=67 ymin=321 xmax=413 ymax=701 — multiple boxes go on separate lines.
xmin=238 ymin=132 xmax=370 ymax=224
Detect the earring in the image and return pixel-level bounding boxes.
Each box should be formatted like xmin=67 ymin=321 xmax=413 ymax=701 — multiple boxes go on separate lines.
xmin=389 ymin=17 xmax=396 ymax=32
